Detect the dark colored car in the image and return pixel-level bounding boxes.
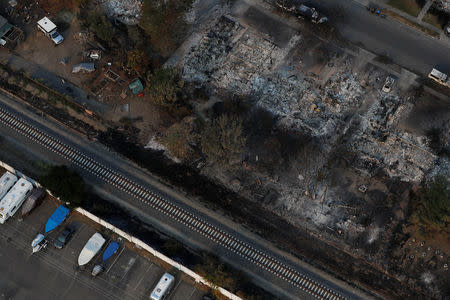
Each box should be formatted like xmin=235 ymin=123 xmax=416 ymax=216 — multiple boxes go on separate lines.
xmin=54 ymin=226 xmax=74 ymax=249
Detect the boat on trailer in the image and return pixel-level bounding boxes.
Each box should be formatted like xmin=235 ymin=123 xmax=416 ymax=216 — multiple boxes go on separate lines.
xmin=78 ymin=232 xmax=106 ymax=266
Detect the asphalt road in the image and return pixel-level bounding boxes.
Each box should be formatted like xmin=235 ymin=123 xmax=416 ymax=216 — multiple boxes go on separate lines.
xmin=0 ymin=93 xmax=371 ymax=300
xmin=303 ymin=0 xmax=450 ymax=75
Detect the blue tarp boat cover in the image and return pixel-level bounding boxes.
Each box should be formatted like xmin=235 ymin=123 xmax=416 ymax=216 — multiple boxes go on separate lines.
xmin=45 ymin=205 xmax=70 ymax=233
xmin=102 ymin=242 xmax=119 ymax=261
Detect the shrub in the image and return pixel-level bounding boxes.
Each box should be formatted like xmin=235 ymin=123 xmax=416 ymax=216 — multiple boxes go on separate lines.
xmin=201 ymin=114 xmax=246 ymax=166
xmin=147 ymin=68 xmax=183 ymax=107
xmin=140 ymin=0 xmax=194 ymax=55
xmin=410 ymin=176 xmax=449 ymax=236
xmin=86 ymin=11 xmax=114 ymax=42
xmin=194 ymin=254 xmax=237 ymax=290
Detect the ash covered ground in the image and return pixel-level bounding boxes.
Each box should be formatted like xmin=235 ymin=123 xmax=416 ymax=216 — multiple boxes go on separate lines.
xmin=157 ymin=0 xmax=450 ymax=297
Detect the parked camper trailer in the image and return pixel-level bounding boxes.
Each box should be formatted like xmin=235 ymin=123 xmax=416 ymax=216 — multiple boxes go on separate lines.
xmin=37 ymin=17 xmax=63 ymax=45
xmin=0 ymin=171 xmax=18 ymax=200
xmin=150 ymin=273 xmax=175 ymax=300
xmin=0 ymin=178 xmax=33 ymax=224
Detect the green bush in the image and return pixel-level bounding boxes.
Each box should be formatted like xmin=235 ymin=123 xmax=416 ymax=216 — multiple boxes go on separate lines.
xmin=410 ymin=176 xmax=449 ymax=235
xmin=86 ymin=11 xmax=114 ymax=42
xmin=147 ymin=68 xmax=183 ymax=107
xmin=140 ymin=0 xmax=194 ymax=55
xmin=201 ymin=114 xmax=246 ymax=166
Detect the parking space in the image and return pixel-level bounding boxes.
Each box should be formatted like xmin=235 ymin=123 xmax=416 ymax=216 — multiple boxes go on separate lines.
xmin=171 ymin=281 xmax=198 ymax=300
xmin=0 ymin=184 xmax=209 ymax=300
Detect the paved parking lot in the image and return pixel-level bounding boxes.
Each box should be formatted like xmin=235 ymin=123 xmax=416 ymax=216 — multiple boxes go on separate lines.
xmin=0 ymin=192 xmax=206 ymax=300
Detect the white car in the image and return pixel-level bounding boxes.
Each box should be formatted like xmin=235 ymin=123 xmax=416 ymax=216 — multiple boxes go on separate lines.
xmin=382 ymin=76 xmax=395 ymax=93
xmin=50 ymin=30 xmax=64 ymax=44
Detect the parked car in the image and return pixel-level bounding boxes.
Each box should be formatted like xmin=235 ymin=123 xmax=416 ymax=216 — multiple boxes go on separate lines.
xmin=382 ymin=75 xmax=395 ymax=93
xmin=444 ymin=22 xmax=450 ymax=37
xmin=54 ymin=225 xmax=74 ymax=249
xmin=296 ymin=4 xmax=328 ymax=24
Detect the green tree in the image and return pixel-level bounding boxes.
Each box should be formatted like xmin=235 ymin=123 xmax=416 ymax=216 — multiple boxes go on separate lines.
xmin=40 ymin=166 xmax=85 ymax=208
xmin=86 ymin=11 xmax=114 ymax=42
xmin=410 ymin=176 xmax=449 ymax=235
xmin=201 ymin=114 xmax=246 ymax=166
xmin=140 ymin=0 xmax=194 ymax=55
xmin=147 ymin=68 xmax=183 ymax=107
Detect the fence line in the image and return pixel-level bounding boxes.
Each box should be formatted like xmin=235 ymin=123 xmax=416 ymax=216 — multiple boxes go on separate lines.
xmin=0 ymin=160 xmax=242 ymax=300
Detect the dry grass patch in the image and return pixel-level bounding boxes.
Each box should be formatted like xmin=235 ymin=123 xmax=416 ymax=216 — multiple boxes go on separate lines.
xmin=386 ymin=10 xmax=440 ymax=38
xmin=387 ymin=0 xmax=422 ymax=17
xmin=423 ymin=13 xmax=442 ymax=29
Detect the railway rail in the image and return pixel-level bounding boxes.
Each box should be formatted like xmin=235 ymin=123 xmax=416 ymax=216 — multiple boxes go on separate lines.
xmin=0 ymin=106 xmax=346 ymax=300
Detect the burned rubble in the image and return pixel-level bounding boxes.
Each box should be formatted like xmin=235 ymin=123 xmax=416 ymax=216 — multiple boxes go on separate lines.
xmin=181 ymin=15 xmax=440 ymax=195
xmin=100 ymin=0 xmax=142 ymax=25
xmin=173 ymin=13 xmax=449 ymax=297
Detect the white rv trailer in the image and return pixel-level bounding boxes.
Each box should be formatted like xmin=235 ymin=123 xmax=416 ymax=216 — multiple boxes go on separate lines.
xmin=37 ymin=17 xmax=64 ymax=45
xmin=0 ymin=178 xmax=33 ymax=224
xmin=150 ymin=273 xmax=175 ymax=300
xmin=0 ymin=171 xmax=18 ymax=200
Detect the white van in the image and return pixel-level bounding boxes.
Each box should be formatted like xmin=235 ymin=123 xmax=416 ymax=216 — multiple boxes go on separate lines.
xmin=0 ymin=178 xmax=33 ymax=224
xmin=37 ymin=17 xmax=64 ymax=45
xmin=150 ymin=273 xmax=175 ymax=300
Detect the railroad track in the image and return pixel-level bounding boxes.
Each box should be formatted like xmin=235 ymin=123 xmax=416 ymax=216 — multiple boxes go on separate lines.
xmin=0 ymin=107 xmax=346 ymax=300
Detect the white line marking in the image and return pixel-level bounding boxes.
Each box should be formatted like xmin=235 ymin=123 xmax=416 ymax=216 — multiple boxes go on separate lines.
xmin=106 ymin=246 xmax=125 ymax=274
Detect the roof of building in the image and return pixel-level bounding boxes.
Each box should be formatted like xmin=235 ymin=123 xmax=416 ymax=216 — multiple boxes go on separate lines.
xmin=128 ymin=78 xmax=144 ymax=95
xmin=0 ymin=15 xmax=13 ymax=39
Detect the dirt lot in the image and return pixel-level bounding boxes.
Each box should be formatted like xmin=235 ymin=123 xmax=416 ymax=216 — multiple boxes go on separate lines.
xmin=15 ymin=11 xmax=86 ymax=86
xmin=5 ymin=3 xmax=171 ymax=140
